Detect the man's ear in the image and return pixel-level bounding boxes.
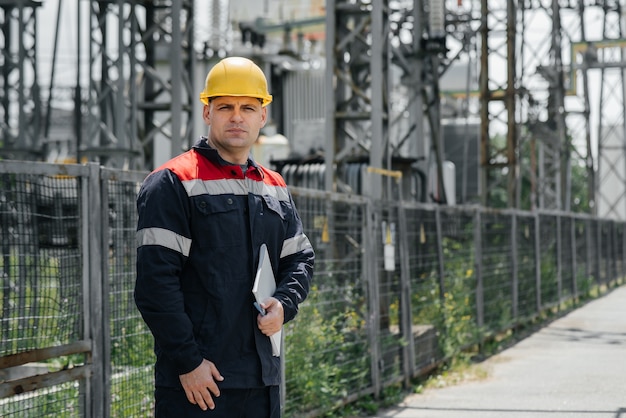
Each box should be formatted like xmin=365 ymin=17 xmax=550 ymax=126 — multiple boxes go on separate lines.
xmin=260 ymin=107 xmax=268 ymax=128
xmin=202 ymin=105 xmax=211 ymax=125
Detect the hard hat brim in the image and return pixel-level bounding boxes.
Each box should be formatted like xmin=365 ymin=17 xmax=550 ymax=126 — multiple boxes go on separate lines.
xmin=199 ymin=93 xmax=273 ymax=107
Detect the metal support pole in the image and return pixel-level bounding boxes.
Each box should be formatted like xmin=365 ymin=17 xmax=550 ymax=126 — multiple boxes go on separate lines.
xmin=474 ymin=209 xmax=484 ymax=330
xmin=534 ymin=213 xmax=542 ymax=312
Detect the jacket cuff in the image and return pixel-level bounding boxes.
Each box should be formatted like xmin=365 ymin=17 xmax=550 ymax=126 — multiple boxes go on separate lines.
xmin=274 ymin=293 xmax=297 ymax=323
xmin=173 ymin=351 xmax=204 ymax=376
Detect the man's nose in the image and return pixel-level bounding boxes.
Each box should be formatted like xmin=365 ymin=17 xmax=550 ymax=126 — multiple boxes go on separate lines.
xmin=230 ymin=108 xmax=244 ymax=122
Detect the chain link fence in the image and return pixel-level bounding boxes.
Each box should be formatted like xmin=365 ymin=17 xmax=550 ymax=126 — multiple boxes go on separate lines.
xmin=0 ymin=161 xmax=624 ymax=417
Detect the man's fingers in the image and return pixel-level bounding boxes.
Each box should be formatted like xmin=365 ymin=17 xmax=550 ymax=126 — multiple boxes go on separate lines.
xmin=184 ymin=388 xmax=197 ymax=405
xmin=257 ymin=299 xmax=283 ymax=336
xmin=194 ymin=392 xmax=207 ymax=410
xmin=179 ymin=360 xmax=223 ymax=410
xmin=194 ymin=389 xmax=215 ymax=411
xmin=257 ymin=315 xmax=281 ymax=335
xmin=205 ymin=379 xmax=221 ymax=398
xmin=185 ymin=387 xmax=217 ymax=411
xmin=206 ymin=362 xmax=223 ymax=397
xmin=210 ymin=362 xmax=224 ymax=379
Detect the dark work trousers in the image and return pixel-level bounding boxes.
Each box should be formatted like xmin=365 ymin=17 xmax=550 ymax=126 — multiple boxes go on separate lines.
xmin=154 ymin=386 xmax=280 ymax=418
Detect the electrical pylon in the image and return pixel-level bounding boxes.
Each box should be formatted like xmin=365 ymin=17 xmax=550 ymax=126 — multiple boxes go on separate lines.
xmin=593 ymin=1 xmax=626 ymax=220
xmin=324 ymin=0 xmax=389 ymax=199
xmin=324 ymin=0 xmax=449 ymax=202
xmin=0 ymin=0 xmax=42 ymax=160
xmin=85 ymin=0 xmax=195 ymax=170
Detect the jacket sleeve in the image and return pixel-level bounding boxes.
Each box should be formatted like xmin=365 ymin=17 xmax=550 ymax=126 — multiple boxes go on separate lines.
xmin=134 ymin=169 xmax=203 ymax=375
xmin=273 ymin=193 xmax=315 ymax=323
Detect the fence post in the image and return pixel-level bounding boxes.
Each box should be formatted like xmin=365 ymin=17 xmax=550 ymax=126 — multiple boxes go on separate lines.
xmin=511 ymin=212 xmax=518 ymax=321
xmin=99 ymin=168 xmax=113 ymax=417
xmin=595 ymin=220 xmax=601 ymax=286
xmin=397 ymin=200 xmax=415 ymax=382
xmin=534 ymin=212 xmax=542 ymax=313
xmin=585 ymin=219 xmax=592 ymax=292
xmin=365 ymin=199 xmax=381 ymax=397
xmin=87 ymin=163 xmax=105 ymax=418
xmin=435 ymin=207 xmax=446 ymax=300
xmin=474 ymin=208 xmax=484 ymax=331
xmin=556 ymin=214 xmax=563 ymax=305
xmin=620 ymin=223 xmax=626 ymax=283
xmin=611 ymin=221 xmax=617 ymax=285
xmin=570 ymin=216 xmax=578 ymax=298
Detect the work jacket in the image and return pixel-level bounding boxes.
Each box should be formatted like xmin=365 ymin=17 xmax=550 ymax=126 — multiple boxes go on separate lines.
xmin=135 ymin=138 xmax=314 ymax=389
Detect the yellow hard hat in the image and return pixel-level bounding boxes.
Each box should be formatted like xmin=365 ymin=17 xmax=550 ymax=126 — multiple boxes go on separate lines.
xmin=199 ymin=57 xmax=273 ymax=107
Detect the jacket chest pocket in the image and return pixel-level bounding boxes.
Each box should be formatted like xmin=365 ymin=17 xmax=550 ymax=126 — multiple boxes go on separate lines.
xmin=256 ymin=195 xmax=289 ymax=237
xmin=191 ymin=196 xmax=246 ymax=247
xmin=261 ymin=195 xmax=287 ymax=221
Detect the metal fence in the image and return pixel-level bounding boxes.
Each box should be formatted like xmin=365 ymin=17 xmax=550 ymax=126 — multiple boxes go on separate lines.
xmin=0 ymin=161 xmax=624 ymax=417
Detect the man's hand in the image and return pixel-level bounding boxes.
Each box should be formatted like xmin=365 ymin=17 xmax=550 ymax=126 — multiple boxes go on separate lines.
xmin=257 ymin=297 xmax=284 ymax=336
xmin=179 ymin=359 xmax=224 ymax=411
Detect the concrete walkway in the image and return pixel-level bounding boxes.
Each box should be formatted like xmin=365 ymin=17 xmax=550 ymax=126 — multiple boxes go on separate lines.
xmin=372 ymin=285 xmax=626 ymax=418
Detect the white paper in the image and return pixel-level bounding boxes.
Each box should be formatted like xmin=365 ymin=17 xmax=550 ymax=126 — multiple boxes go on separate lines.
xmin=252 ymin=243 xmax=282 ymax=356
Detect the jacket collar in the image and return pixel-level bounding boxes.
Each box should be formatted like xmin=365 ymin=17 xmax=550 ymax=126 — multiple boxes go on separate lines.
xmin=192 ymin=137 xmax=263 ymax=177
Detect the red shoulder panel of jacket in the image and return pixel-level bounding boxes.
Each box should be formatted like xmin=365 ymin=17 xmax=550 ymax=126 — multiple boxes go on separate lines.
xmin=257 ymin=163 xmax=287 ymax=187
xmin=153 ymin=149 xmax=226 ymax=182
xmin=154 ymin=149 xmax=288 ymax=188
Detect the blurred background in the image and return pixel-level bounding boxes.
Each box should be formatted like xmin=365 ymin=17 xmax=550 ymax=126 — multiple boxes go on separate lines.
xmin=2 ymin=0 xmax=626 ymax=216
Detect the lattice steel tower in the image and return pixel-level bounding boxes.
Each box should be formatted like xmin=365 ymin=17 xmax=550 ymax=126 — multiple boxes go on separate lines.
xmin=324 ymin=0 xmax=626 ymax=217
xmin=0 ymin=0 xmax=42 ymax=160
xmin=0 ymin=0 xmax=195 ymax=171
xmin=85 ymin=0 xmax=195 ymax=170
xmin=324 ymin=0 xmax=448 ymax=202
xmin=466 ymin=0 xmax=625 ymax=215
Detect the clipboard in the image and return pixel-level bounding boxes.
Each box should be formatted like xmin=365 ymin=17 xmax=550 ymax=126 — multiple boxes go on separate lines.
xmin=252 ymin=243 xmax=282 ymax=356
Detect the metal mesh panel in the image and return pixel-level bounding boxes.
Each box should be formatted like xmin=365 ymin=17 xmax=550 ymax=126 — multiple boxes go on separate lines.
xmin=610 ymin=222 xmax=620 ymax=282
xmin=375 ymin=202 xmax=403 ymax=383
xmin=539 ymin=214 xmax=559 ymax=307
xmin=0 ymin=174 xmax=83 ymax=355
xmin=587 ymin=219 xmax=601 ymax=286
xmin=0 ymin=382 xmax=85 ymax=417
xmin=516 ymin=214 xmax=538 ymax=317
xmin=407 ymin=207 xmax=444 ymax=368
xmin=481 ymin=212 xmax=513 ymax=332
xmin=575 ymin=218 xmax=592 ymax=296
xmin=599 ymin=220 xmax=613 ymax=285
xmin=0 ymin=171 xmax=85 ymax=416
xmin=284 ymin=192 xmax=370 ymax=416
xmin=560 ymin=216 xmax=575 ymax=299
xmin=105 ymin=175 xmax=155 ymax=418
xmin=439 ymin=207 xmax=478 ymax=354
xmin=616 ymin=224 xmax=626 ymax=282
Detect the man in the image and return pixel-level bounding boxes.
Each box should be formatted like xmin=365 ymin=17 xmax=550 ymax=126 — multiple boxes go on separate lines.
xmin=135 ymin=56 xmax=314 ymax=417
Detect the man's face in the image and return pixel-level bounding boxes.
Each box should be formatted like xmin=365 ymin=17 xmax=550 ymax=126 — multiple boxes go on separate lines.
xmin=203 ymin=96 xmax=267 ymax=160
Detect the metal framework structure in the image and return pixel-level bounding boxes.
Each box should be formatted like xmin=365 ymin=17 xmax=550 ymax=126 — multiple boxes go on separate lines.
xmin=324 ymin=0 xmax=447 ymax=202
xmin=594 ymin=3 xmax=626 ymax=219
xmin=479 ymin=0 xmax=573 ymax=211
xmin=323 ymin=0 xmax=626 ymax=217
xmin=324 ymin=1 xmax=386 ymax=199
xmin=477 ymin=0 xmax=626 ymax=217
xmin=522 ymin=1 xmax=573 ymax=212
xmin=0 ymin=0 xmax=42 ymax=160
xmin=85 ymin=0 xmax=195 ymax=170
xmin=0 ymin=0 xmax=194 ymax=170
